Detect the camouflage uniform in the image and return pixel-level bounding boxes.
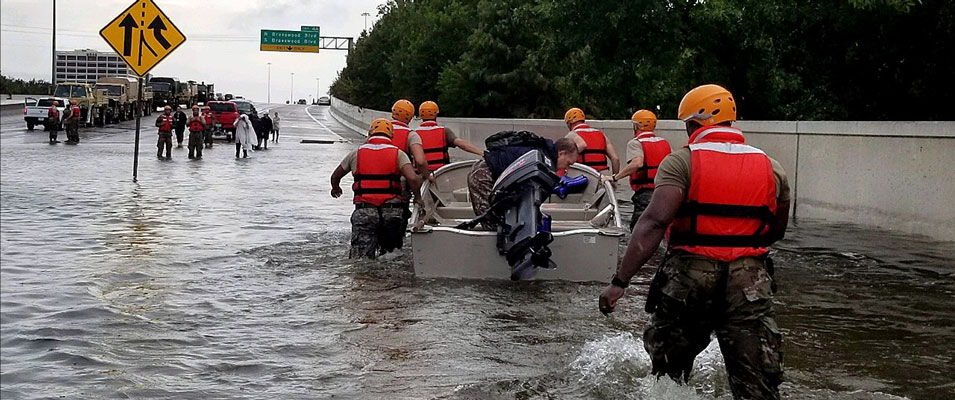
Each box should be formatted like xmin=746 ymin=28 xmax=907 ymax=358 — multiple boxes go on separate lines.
xmin=349 ymin=206 xmax=408 ymax=259
xmin=644 ymin=252 xmax=782 ymax=400
xmin=629 ymin=189 xmax=654 ymax=230
xmin=467 ymin=159 xmax=495 ymax=224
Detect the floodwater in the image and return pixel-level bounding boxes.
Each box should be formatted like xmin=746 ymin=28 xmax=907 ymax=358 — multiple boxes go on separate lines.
xmin=1 ymin=105 xmax=953 ymax=399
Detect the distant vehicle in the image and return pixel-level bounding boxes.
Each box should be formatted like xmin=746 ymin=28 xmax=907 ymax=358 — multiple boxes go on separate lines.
xmin=207 ymin=101 xmax=238 ymax=141
xmin=232 ymin=99 xmax=254 ymax=115
xmin=53 ymin=82 xmax=110 ymax=126
xmin=297 ymin=99 xmax=307 ymax=105
xmin=317 ymin=96 xmax=330 ymax=106
xmin=224 ymin=93 xmax=234 ymax=101
xmin=23 ymin=97 xmax=67 ymax=131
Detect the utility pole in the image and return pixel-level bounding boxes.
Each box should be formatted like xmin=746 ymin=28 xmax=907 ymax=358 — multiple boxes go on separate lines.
xmin=290 ymin=72 xmax=294 ymax=103
xmin=267 ymin=62 xmax=271 ymax=103
xmin=361 ymin=12 xmax=370 ymax=32
xmin=51 ymin=0 xmax=56 ymax=93
xmin=316 ymin=77 xmax=320 ymax=102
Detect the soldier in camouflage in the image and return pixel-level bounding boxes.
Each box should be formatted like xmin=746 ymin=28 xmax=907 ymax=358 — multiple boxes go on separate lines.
xmin=598 ymin=85 xmax=791 ymax=400
xmin=329 ymin=118 xmax=423 ymax=259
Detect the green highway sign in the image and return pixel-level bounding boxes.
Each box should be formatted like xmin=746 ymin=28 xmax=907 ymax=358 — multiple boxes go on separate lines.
xmin=260 ymin=29 xmax=319 ymax=53
xmin=301 ymin=26 xmax=320 ymax=33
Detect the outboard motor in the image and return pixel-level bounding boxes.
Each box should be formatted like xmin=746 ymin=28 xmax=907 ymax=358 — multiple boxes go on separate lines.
xmin=487 ymin=150 xmax=560 ymax=280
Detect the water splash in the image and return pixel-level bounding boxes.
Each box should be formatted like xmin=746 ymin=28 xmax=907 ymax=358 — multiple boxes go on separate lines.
xmin=570 ymin=332 xmax=732 ymax=400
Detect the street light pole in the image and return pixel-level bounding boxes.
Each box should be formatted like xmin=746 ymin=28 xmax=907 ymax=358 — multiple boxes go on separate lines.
xmin=361 ymin=12 xmax=370 ymax=32
xmin=267 ymin=62 xmax=271 ymax=103
xmin=51 ymin=0 xmax=56 ymax=93
xmin=316 ymin=78 xmax=320 ymax=102
xmin=290 ymin=73 xmax=294 ymax=103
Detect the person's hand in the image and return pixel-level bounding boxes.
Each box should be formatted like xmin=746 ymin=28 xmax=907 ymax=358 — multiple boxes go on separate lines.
xmin=330 ymin=186 xmax=343 ymax=198
xmin=427 ymin=173 xmax=436 ymax=184
xmin=598 ymin=285 xmax=626 ymax=316
xmin=412 ymin=219 xmax=425 ymax=231
xmin=600 ymin=175 xmax=618 ymax=190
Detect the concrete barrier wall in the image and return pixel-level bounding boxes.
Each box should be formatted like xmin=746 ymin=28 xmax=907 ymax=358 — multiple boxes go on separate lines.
xmin=330 ymin=96 xmax=955 ymax=241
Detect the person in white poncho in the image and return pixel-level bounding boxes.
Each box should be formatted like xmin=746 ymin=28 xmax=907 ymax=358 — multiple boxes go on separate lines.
xmin=234 ymin=114 xmax=257 ymax=158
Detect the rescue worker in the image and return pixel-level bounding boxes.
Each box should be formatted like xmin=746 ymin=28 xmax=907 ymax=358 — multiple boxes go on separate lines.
xmin=598 ymin=84 xmax=792 ymax=400
xmin=62 ymin=99 xmax=81 ymax=144
xmin=601 ymin=110 xmax=672 ymax=230
xmin=329 ymin=118 xmax=423 ymax=258
xmin=155 ymin=106 xmax=174 ymax=159
xmin=202 ymin=105 xmax=215 ymax=148
xmin=172 ymin=105 xmax=187 ymax=148
xmin=47 ymin=100 xmax=61 ymax=143
xmin=416 ymin=101 xmax=483 ymax=173
xmin=563 ymin=107 xmax=619 ymax=175
xmin=466 ymin=133 xmax=579 ymax=224
xmin=186 ymin=105 xmax=206 ymax=159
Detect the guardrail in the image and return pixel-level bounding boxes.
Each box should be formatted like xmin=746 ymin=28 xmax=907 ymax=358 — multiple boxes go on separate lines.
xmin=330 ymin=96 xmax=955 ymax=241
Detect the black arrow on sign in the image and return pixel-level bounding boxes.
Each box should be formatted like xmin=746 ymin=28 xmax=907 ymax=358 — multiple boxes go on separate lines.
xmin=118 ymin=14 xmax=138 ymax=56
xmin=287 ymin=46 xmax=293 ymax=51
xmin=147 ymin=16 xmax=171 ymax=50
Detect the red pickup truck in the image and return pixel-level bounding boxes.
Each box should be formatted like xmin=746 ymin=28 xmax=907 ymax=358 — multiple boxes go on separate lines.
xmin=207 ymin=101 xmax=239 ymax=141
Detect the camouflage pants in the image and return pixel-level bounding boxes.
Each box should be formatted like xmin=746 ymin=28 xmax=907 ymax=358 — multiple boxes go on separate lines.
xmin=629 ymin=189 xmax=654 ymax=231
xmin=157 ymin=132 xmax=173 ymax=158
xmin=349 ymin=205 xmax=409 ymax=259
xmin=644 ymin=252 xmax=782 ymax=400
xmin=188 ymin=131 xmax=204 ymax=158
xmin=64 ymin=122 xmax=79 ymax=142
xmin=467 ymin=159 xmax=494 ymax=223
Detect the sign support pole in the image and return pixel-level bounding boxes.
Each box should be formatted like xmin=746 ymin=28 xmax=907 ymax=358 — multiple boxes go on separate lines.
xmin=133 ymin=77 xmax=142 ymax=181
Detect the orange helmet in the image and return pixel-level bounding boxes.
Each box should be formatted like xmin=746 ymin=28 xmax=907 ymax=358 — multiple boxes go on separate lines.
xmin=368 ymin=118 xmax=394 ymax=138
xmin=70 ymin=99 xmax=78 ymax=105
xmin=631 ymin=109 xmax=657 ymax=131
xmin=677 ymin=84 xmax=736 ymax=125
xmin=192 ymin=105 xmax=200 ymax=110
xmin=564 ymin=107 xmax=585 ymax=125
xmin=391 ymin=99 xmax=414 ymax=124
xmin=419 ymin=101 xmax=439 ymax=120
xmin=163 ymin=105 xmax=172 ymax=111
xmin=52 ymin=100 xmax=59 ymax=106
xmin=203 ymin=105 xmax=211 ymax=110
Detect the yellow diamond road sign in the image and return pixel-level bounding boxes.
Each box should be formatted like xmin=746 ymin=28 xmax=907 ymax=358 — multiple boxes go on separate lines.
xmin=99 ymin=0 xmax=186 ymax=77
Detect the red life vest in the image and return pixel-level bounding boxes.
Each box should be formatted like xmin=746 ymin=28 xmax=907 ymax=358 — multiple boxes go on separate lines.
xmin=69 ymin=106 xmax=81 ymax=121
xmin=48 ymin=106 xmax=60 ymax=119
xmin=189 ymin=117 xmax=204 ymax=132
xmin=158 ymin=115 xmax=173 ymax=131
xmin=203 ymin=112 xmax=214 ymax=126
xmin=416 ymin=120 xmax=450 ymax=171
xmin=572 ymin=123 xmax=609 ymax=171
xmin=391 ymin=120 xmax=411 ymax=154
xmin=352 ymin=136 xmax=403 ymax=206
xmin=667 ymin=126 xmax=778 ymax=262
xmin=629 ymin=131 xmax=671 ymax=192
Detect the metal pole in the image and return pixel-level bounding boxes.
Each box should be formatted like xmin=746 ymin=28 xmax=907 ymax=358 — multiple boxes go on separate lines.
xmin=51 ymin=0 xmax=56 ymax=93
xmin=290 ymin=73 xmax=294 ymax=103
xmin=267 ymin=62 xmax=271 ymax=103
xmin=133 ymin=78 xmax=143 ymax=181
xmin=362 ymin=12 xmax=370 ymax=32
xmin=316 ymin=78 xmax=319 ymax=102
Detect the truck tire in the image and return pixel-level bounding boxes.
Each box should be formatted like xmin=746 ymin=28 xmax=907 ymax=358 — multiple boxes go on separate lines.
xmin=27 ymin=120 xmax=35 ymax=131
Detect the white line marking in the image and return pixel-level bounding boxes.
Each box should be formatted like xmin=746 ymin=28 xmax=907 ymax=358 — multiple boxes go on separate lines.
xmin=304 ymin=106 xmax=346 ymax=142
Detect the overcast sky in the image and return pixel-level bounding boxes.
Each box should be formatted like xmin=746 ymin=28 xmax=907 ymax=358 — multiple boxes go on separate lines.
xmin=0 ymin=0 xmax=382 ymax=102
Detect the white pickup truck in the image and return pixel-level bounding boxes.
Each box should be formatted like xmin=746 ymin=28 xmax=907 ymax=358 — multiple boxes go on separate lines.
xmin=23 ymin=97 xmax=67 ymax=131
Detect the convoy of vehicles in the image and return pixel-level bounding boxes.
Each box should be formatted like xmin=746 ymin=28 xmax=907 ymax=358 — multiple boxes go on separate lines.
xmin=94 ymin=77 xmax=140 ymax=123
xmin=52 ymin=82 xmax=110 ymax=126
xmin=23 ymin=97 xmax=68 ymax=131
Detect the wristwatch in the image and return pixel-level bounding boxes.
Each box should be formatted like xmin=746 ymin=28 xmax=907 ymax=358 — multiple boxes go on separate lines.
xmin=611 ymin=273 xmax=630 ymax=289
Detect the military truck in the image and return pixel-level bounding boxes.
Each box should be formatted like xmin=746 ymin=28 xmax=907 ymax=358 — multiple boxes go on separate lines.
xmin=196 ymin=82 xmax=215 ymax=105
xmin=141 ymin=85 xmax=154 ymax=116
xmin=148 ymin=77 xmax=180 ymax=109
xmin=53 ymin=82 xmax=109 ymax=126
xmin=95 ymin=77 xmax=137 ymax=123
xmin=180 ymin=81 xmax=198 ymax=107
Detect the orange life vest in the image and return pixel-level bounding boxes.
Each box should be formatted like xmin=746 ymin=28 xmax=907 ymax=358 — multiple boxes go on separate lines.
xmin=629 ymin=132 xmax=671 ymax=192
xmin=572 ymin=123 xmax=609 ymax=171
xmin=48 ymin=106 xmax=60 ymax=119
xmin=203 ymin=112 xmax=214 ymax=126
xmin=69 ymin=106 xmax=81 ymax=121
xmin=391 ymin=120 xmax=411 ymax=154
xmin=416 ymin=120 xmax=450 ymax=171
xmin=189 ymin=117 xmax=204 ymax=132
xmin=667 ymin=126 xmax=778 ymax=262
xmin=352 ymin=136 xmax=403 ymax=206
xmin=158 ymin=115 xmax=173 ymax=131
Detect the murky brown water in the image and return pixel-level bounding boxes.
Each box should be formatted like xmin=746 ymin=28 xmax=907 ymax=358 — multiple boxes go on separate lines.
xmin=2 ymin=105 xmax=953 ymax=399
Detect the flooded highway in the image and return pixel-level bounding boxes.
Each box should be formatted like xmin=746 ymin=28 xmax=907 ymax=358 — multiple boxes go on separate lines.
xmin=1 ymin=105 xmax=953 ymax=399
